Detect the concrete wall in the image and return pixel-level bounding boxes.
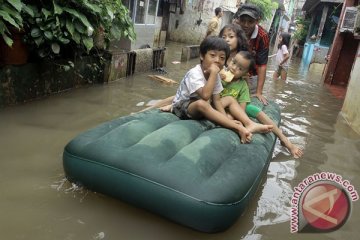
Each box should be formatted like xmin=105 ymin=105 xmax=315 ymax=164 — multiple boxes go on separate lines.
xmin=302 ymin=42 xmax=328 ymax=65
xmin=110 ymin=16 xmax=163 ymax=51
xmin=341 ymin=43 xmax=360 ymax=134
xmin=167 ymin=0 xmax=238 ymax=44
xmin=166 ymin=0 xmax=278 ymax=44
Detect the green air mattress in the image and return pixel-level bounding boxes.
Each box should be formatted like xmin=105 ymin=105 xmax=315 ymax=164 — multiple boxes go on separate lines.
xmin=63 ymin=98 xmax=280 ymax=232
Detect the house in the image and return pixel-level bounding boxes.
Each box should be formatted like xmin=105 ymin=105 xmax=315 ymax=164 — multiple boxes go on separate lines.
xmin=320 ymin=0 xmax=360 ymax=134
xmin=302 ymin=0 xmax=360 ymax=134
xmin=107 ymin=0 xmax=169 ymax=78
xmin=108 ymin=0 xmax=241 ymax=77
xmin=269 ymin=0 xmax=298 ymax=53
xmin=301 ymin=0 xmax=343 ymax=65
xmin=165 ymin=0 xmax=241 ymax=44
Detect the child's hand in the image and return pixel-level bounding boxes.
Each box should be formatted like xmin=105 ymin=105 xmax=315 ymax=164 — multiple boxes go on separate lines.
xmin=219 ymin=69 xmax=234 ymax=82
xmin=207 ymin=63 xmax=221 ymax=75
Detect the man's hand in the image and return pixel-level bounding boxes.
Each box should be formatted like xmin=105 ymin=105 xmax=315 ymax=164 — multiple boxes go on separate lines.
xmin=252 ymin=93 xmax=268 ymax=105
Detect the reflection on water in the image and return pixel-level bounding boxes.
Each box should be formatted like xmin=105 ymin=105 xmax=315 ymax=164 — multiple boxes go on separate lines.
xmin=0 ymin=42 xmax=359 ymax=240
xmin=243 ymin=57 xmax=360 ymax=239
xmin=249 ymin=161 xmax=296 ymax=227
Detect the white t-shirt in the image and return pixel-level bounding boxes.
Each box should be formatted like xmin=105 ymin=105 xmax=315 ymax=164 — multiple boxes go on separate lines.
xmin=172 ymin=64 xmax=223 ymax=106
xmin=275 ymin=44 xmax=289 ymax=67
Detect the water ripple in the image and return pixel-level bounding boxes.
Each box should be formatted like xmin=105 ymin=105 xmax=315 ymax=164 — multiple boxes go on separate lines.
xmin=248 ymin=161 xmax=296 ymax=233
xmin=51 ymin=177 xmax=89 ymax=202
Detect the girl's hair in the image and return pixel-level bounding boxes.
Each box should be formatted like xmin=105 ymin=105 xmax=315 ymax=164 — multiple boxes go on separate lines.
xmin=219 ymin=24 xmax=250 ymax=52
xmin=238 ymin=51 xmax=255 ymax=72
xmin=278 ymin=32 xmax=291 ymax=49
xmin=200 ymin=36 xmax=230 ymax=61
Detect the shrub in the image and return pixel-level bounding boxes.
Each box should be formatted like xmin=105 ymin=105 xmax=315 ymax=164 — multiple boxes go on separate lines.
xmin=22 ymin=0 xmax=135 ymax=59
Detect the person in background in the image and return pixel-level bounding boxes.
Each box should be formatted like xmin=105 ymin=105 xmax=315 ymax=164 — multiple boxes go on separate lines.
xmin=273 ymin=32 xmax=291 ymax=80
xmin=206 ymin=7 xmax=223 ymax=38
xmin=233 ymin=3 xmax=270 ymax=105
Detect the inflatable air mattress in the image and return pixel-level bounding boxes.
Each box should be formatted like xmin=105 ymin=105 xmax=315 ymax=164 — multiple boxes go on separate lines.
xmin=63 ymin=98 xmax=280 ymax=232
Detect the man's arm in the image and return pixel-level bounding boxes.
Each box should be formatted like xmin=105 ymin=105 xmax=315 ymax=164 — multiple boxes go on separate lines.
xmin=255 ymin=65 xmax=268 ymax=105
xmin=254 ymin=30 xmax=270 ymax=105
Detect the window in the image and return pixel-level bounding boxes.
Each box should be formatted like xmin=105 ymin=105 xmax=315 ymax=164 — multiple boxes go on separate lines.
xmin=134 ymin=0 xmax=159 ymax=25
xmin=122 ymin=0 xmax=134 ymax=19
xmin=146 ymin=0 xmax=158 ymax=24
xmin=135 ymin=0 xmax=146 ymax=24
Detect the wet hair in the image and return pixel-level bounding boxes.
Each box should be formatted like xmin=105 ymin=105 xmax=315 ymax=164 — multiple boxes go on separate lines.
xmin=215 ymin=7 xmax=222 ymax=16
xmin=237 ymin=51 xmax=255 ymax=72
xmin=278 ymin=32 xmax=291 ymax=49
xmin=219 ymin=24 xmax=250 ymax=52
xmin=233 ymin=3 xmax=261 ymax=21
xmin=200 ymin=36 xmax=230 ymax=62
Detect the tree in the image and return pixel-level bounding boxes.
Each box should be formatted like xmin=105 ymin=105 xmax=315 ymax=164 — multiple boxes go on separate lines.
xmin=247 ymin=0 xmax=278 ymax=21
xmin=293 ymin=16 xmax=310 ymax=46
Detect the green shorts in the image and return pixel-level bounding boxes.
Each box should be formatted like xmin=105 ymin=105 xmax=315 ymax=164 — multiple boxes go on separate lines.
xmin=245 ymin=104 xmax=261 ymax=118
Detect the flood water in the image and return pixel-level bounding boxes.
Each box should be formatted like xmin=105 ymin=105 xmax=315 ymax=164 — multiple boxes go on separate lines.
xmin=1 ymin=42 xmax=359 ymax=240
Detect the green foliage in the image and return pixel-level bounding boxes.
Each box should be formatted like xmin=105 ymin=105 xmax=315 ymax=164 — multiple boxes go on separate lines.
xmin=0 ymin=0 xmax=34 ymax=46
xmin=22 ymin=0 xmax=135 ymax=59
xmin=247 ymin=0 xmax=278 ymax=21
xmin=293 ymin=16 xmax=310 ymax=45
xmin=97 ymin=0 xmax=136 ymax=42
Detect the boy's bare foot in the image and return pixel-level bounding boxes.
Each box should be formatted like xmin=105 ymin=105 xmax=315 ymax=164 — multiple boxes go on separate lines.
xmin=246 ymin=122 xmax=273 ymax=134
xmin=281 ymin=141 xmax=303 ymax=158
xmin=238 ymin=129 xmax=252 ymax=144
xmin=290 ymin=146 xmax=303 ymax=158
xmin=159 ymin=105 xmax=172 ymax=112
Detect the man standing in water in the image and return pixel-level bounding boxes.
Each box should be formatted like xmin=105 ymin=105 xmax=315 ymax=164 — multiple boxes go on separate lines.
xmin=206 ymin=7 xmax=223 ymax=37
xmin=233 ymin=4 xmax=269 ymax=105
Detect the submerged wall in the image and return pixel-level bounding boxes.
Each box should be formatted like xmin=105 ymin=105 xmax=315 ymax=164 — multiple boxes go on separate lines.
xmin=0 ymin=55 xmax=109 ymax=107
xmin=341 ymin=44 xmax=360 ymax=134
xmin=0 ymin=48 xmax=166 ymax=107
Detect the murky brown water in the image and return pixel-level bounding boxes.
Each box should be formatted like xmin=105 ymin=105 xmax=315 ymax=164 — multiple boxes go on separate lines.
xmin=1 ymin=42 xmax=359 ymax=239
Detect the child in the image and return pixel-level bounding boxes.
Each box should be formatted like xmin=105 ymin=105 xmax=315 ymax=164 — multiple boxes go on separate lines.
xmin=273 ymin=32 xmax=291 ymax=80
xmin=219 ymin=24 xmax=249 ymax=60
xmin=172 ymin=36 xmax=272 ymax=143
xmin=221 ymin=51 xmax=303 ymax=158
xmin=140 ymin=24 xmax=249 ymax=113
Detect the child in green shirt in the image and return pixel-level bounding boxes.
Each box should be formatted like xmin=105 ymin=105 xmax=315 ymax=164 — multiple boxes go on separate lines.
xmin=221 ymin=51 xmax=303 ymax=158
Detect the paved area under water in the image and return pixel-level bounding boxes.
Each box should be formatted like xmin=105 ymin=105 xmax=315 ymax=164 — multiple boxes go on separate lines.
xmin=0 ymin=42 xmax=359 ymax=239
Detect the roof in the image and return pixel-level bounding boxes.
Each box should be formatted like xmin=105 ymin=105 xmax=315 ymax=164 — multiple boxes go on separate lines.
xmin=302 ymin=0 xmax=343 ymax=12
